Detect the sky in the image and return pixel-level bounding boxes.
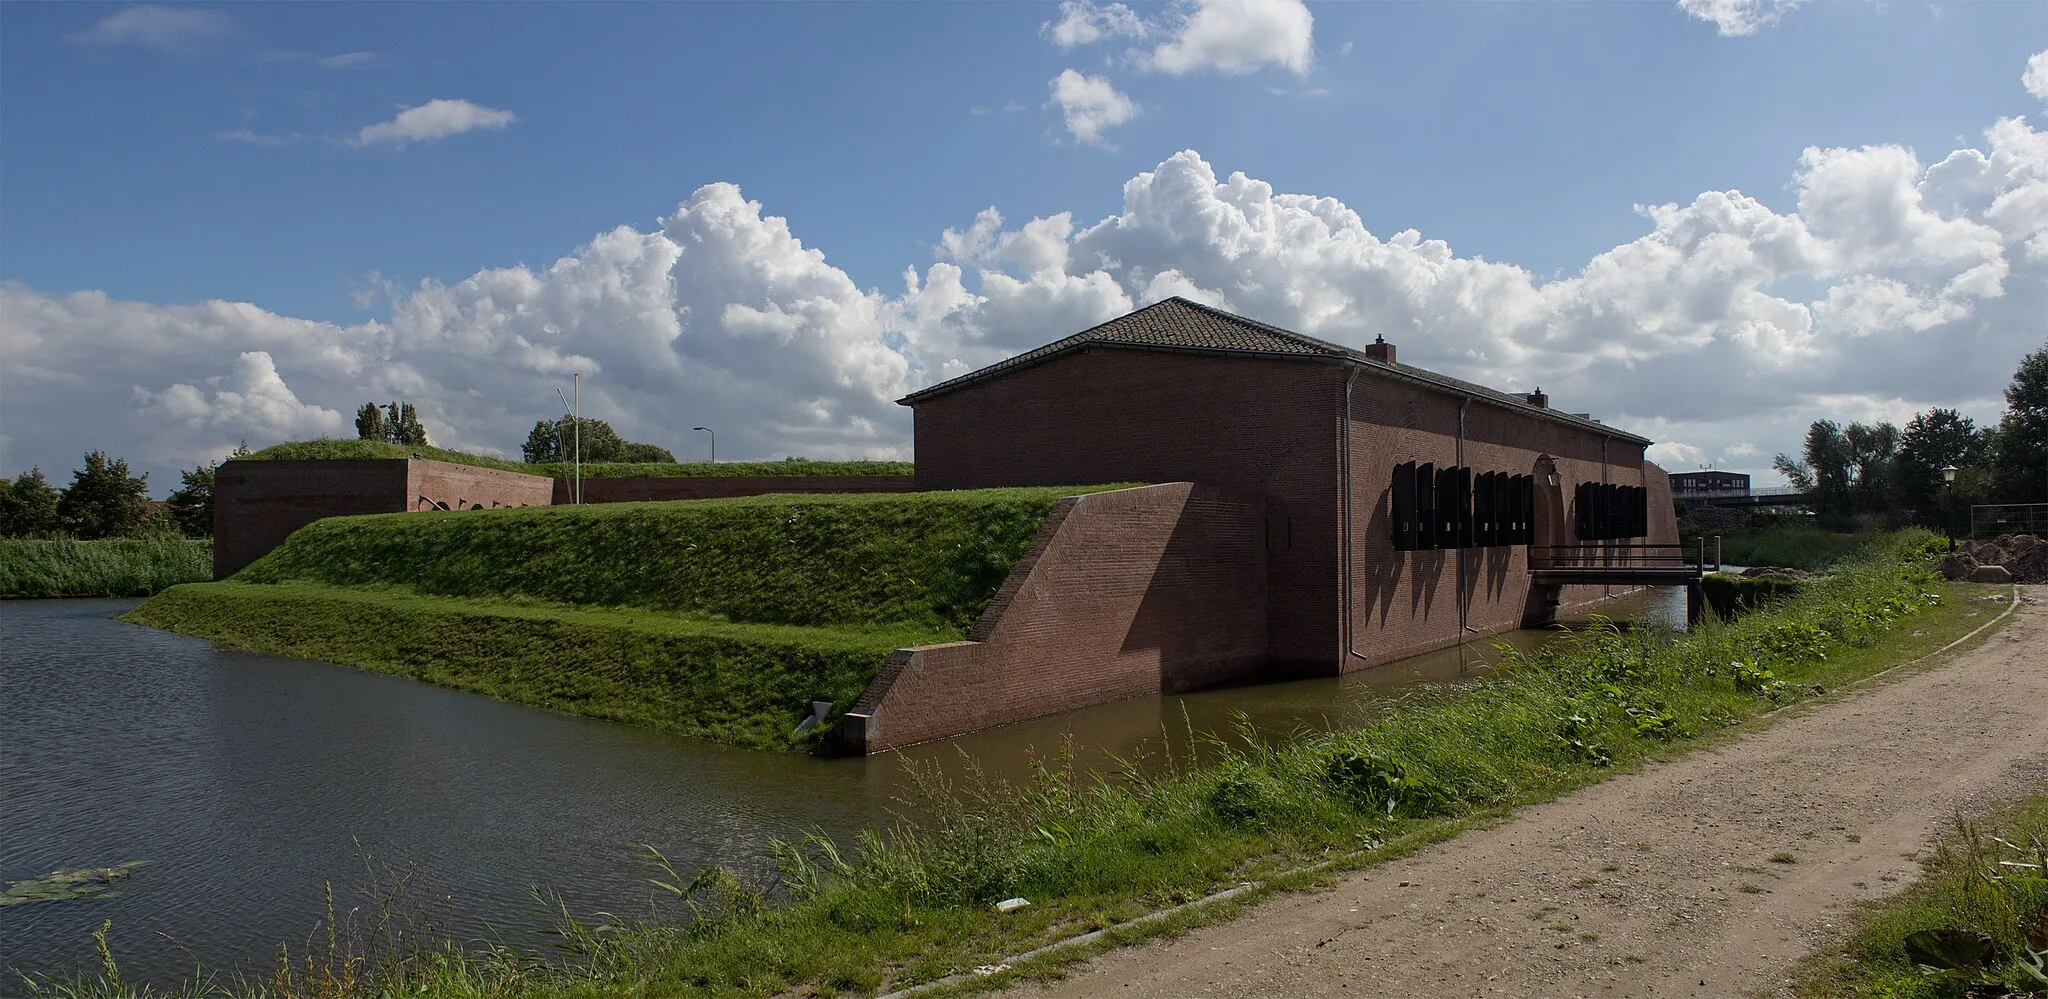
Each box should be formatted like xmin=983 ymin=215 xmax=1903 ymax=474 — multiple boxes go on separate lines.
xmin=2 ymin=0 xmax=2045 ymax=493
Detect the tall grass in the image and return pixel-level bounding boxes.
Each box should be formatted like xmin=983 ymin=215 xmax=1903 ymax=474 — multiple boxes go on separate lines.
xmin=59 ymin=530 xmax=2005 ymax=998
xmin=1689 ymin=524 xmax=1876 ymax=571
xmin=0 ymin=537 xmax=211 ymax=599
xmin=243 ymin=439 xmax=914 ymax=479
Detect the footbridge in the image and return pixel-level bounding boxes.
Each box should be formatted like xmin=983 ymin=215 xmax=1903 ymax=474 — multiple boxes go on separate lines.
xmin=1530 ymin=541 xmax=1722 ymax=624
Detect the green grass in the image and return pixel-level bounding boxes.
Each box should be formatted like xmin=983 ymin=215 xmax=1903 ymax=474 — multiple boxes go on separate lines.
xmin=125 ymin=581 xmax=941 ymax=750
xmin=233 ymin=487 xmax=1104 ymax=633
xmin=0 ymin=537 xmax=211 ymax=599
xmin=60 ymin=529 xmax=2022 ymax=999
xmin=1792 ymin=792 xmax=2048 ymax=998
xmin=1699 ymin=571 xmax=1804 ymax=620
xmin=244 ymin=439 xmax=913 ymax=479
xmin=1689 ymin=524 xmax=1877 ymax=571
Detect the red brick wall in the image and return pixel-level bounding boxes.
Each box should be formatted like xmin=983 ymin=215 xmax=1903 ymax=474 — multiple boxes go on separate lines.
xmin=909 ymin=347 xmax=1344 ymax=666
xmin=409 ymin=461 xmax=556 ymax=512
xmin=212 ymin=459 xmax=411 ymax=578
xmin=1342 ymin=377 xmax=1672 ymax=668
xmin=844 ymin=482 xmax=1267 ymax=753
xmin=554 ymin=475 xmax=913 ymax=504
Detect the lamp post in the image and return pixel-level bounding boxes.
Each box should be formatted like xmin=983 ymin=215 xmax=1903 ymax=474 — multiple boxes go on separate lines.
xmin=554 ymin=377 xmax=582 ymax=505
xmin=692 ymin=427 xmax=715 ymax=464
xmin=1941 ymin=464 xmax=1960 ymax=547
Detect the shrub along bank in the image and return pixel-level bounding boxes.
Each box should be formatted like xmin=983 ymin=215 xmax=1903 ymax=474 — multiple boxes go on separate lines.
xmin=63 ymin=530 xmax=2014 ymax=999
xmin=127 ymin=487 xmax=1109 ymax=749
xmin=0 ymin=537 xmax=211 ymax=599
xmin=244 ymin=438 xmax=913 ymax=479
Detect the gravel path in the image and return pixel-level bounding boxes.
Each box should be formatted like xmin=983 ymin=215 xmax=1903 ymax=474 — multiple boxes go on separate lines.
xmin=1033 ymin=589 xmax=2047 ymax=999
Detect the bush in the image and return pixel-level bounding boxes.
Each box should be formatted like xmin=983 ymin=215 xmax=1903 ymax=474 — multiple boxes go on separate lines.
xmin=0 ymin=537 xmax=211 ymax=598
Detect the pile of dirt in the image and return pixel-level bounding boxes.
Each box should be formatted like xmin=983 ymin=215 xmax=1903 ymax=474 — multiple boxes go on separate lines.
xmin=1739 ymin=566 xmax=1819 ymax=582
xmin=1939 ymin=533 xmax=2048 ymax=583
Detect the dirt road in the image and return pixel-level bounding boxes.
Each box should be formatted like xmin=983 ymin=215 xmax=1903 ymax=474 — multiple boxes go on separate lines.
xmin=1033 ymin=590 xmax=2047 ymax=998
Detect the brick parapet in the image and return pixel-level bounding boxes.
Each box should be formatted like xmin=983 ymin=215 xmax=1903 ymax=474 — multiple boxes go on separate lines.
xmin=845 ymin=482 xmax=1268 ymax=753
xmin=555 ymin=474 xmax=913 ymax=504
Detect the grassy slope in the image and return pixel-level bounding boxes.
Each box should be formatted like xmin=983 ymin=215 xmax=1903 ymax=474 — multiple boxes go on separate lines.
xmin=0 ymin=537 xmax=211 ymax=599
xmin=1687 ymin=524 xmax=1877 ymax=571
xmin=126 ymin=487 xmax=1110 ymax=749
xmin=61 ymin=531 xmax=2018 ymax=999
xmin=234 ymin=488 xmax=1095 ymax=632
xmin=127 ymin=581 xmax=941 ymax=749
xmin=1794 ymin=792 xmax=2048 ymax=998
xmin=245 ymin=439 xmax=913 ymax=479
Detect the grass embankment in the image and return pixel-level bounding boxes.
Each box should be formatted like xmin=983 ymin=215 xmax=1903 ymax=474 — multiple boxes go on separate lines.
xmin=63 ymin=530 xmax=2015 ymax=999
xmin=245 ymin=439 xmax=913 ymax=479
xmin=1699 ymin=571 xmax=1804 ymax=619
xmin=1687 ymin=524 xmax=1876 ymax=571
xmin=126 ymin=488 xmax=1098 ymax=748
xmin=0 ymin=537 xmax=211 ymax=599
xmin=1794 ymin=792 xmax=2048 ymax=997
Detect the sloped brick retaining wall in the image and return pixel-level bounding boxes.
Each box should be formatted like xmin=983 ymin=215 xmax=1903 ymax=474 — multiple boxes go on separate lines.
xmin=842 ymin=482 xmax=1267 ymax=753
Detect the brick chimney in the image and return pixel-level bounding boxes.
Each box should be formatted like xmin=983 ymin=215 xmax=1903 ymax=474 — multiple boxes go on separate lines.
xmin=1363 ymin=334 xmax=1395 ymax=364
xmin=1526 ymin=387 xmax=1549 ymax=408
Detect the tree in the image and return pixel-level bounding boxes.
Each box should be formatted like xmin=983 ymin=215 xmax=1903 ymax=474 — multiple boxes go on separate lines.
xmin=1772 ymin=419 xmax=1898 ymax=524
xmin=1994 ymin=342 xmax=2048 ymax=502
xmin=355 ymin=402 xmax=386 ymax=442
xmin=1894 ymin=408 xmax=1986 ymax=524
xmin=0 ymin=467 xmax=62 ymax=537
xmin=165 ymin=442 xmax=248 ymax=538
xmin=383 ymin=402 xmax=429 ymax=447
xmin=56 ymin=451 xmax=150 ymax=540
xmin=517 ymin=416 xmax=664 ymax=463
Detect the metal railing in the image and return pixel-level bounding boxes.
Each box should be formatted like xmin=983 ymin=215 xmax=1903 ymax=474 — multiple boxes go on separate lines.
xmin=1970 ymin=503 xmax=2048 ymax=540
xmin=1529 ymin=540 xmax=1720 ymax=574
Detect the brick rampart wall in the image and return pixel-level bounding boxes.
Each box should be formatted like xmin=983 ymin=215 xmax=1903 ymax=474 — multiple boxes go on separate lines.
xmin=910 ymin=348 xmax=1342 ymax=666
xmin=844 ymin=482 xmax=1267 ymax=753
xmin=213 ymin=459 xmax=413 ymax=578
xmin=554 ymin=474 xmax=913 ymax=504
xmin=410 ymin=461 xmax=557 ymax=512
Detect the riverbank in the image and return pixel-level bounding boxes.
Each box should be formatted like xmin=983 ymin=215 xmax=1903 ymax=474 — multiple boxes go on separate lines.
xmin=0 ymin=537 xmax=210 ymax=599
xmin=39 ymin=530 xmax=2006 ymax=998
xmin=1685 ymin=524 xmax=1875 ymax=571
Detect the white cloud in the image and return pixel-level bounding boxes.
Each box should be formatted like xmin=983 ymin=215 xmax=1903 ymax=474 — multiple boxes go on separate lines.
xmin=318 ymin=51 xmax=378 ymax=69
xmin=1044 ymin=0 xmax=1145 ymax=48
xmin=353 ymin=99 xmax=517 ymax=148
xmin=1646 ymin=442 xmax=1707 ymax=468
xmin=215 ymin=129 xmax=283 ymax=146
xmin=1677 ymin=0 xmax=1799 ymax=36
xmin=67 ymin=5 xmax=234 ymax=50
xmin=5 ymin=54 xmax=2046 ymax=495
xmin=1146 ymin=0 xmax=1315 ymax=75
xmin=2026 ymin=49 xmax=2048 ymax=104
xmin=1048 ymin=69 xmax=1138 ymax=145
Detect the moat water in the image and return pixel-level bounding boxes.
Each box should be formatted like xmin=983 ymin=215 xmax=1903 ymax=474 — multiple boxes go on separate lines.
xmin=1 ymin=588 xmax=1685 ymax=985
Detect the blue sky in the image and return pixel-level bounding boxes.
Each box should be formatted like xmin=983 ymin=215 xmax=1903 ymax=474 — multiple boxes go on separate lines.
xmin=2 ymin=1 xmax=2046 ymax=488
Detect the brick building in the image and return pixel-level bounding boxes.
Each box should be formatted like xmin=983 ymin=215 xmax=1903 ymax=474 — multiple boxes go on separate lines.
xmin=1669 ymin=470 xmax=1752 ymax=501
xmin=902 ymin=296 xmax=1678 ymax=677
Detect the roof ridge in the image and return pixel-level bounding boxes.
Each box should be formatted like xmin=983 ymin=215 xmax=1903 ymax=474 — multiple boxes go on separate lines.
xmin=1153 ymin=296 xmax=1349 ymax=355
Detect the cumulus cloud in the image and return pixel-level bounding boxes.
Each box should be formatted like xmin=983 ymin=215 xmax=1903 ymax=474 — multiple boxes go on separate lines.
xmin=1047 ymin=0 xmax=1314 ymax=76
xmin=1677 ymin=0 xmax=1800 ymax=36
xmin=67 ymin=5 xmax=234 ymax=50
xmin=1044 ymin=0 xmax=1145 ymax=48
xmin=1048 ymin=69 xmax=1138 ymax=145
xmin=353 ymin=99 xmax=516 ymax=148
xmin=1146 ymin=0 xmax=1314 ymax=75
xmin=2027 ymin=49 xmax=2048 ymax=104
xmin=5 ymin=55 xmax=2046 ymax=491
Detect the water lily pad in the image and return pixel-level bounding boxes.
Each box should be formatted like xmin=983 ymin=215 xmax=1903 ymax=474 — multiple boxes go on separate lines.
xmin=0 ymin=861 xmax=149 ymax=907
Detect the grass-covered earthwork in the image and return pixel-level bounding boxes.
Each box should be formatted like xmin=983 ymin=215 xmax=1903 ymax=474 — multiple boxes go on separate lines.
xmin=0 ymin=537 xmax=211 ymax=599
xmin=244 ymin=439 xmax=913 ymax=479
xmin=126 ymin=487 xmax=1114 ymax=749
xmin=62 ymin=530 xmax=2021 ymax=998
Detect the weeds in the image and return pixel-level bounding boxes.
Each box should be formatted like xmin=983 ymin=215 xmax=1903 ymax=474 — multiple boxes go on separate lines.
xmin=0 ymin=537 xmax=210 ymax=599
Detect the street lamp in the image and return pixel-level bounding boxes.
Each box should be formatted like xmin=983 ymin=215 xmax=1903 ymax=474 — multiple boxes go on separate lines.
xmin=1941 ymin=464 xmax=1959 ymax=485
xmin=692 ymin=427 xmax=715 ymax=463
xmin=555 ymin=374 xmax=582 ymax=504
xmin=1941 ymin=465 xmax=1961 ymax=547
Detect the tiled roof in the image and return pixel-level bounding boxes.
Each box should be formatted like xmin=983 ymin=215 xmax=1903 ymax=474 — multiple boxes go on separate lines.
xmin=898 ymin=297 xmax=1650 ymax=445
